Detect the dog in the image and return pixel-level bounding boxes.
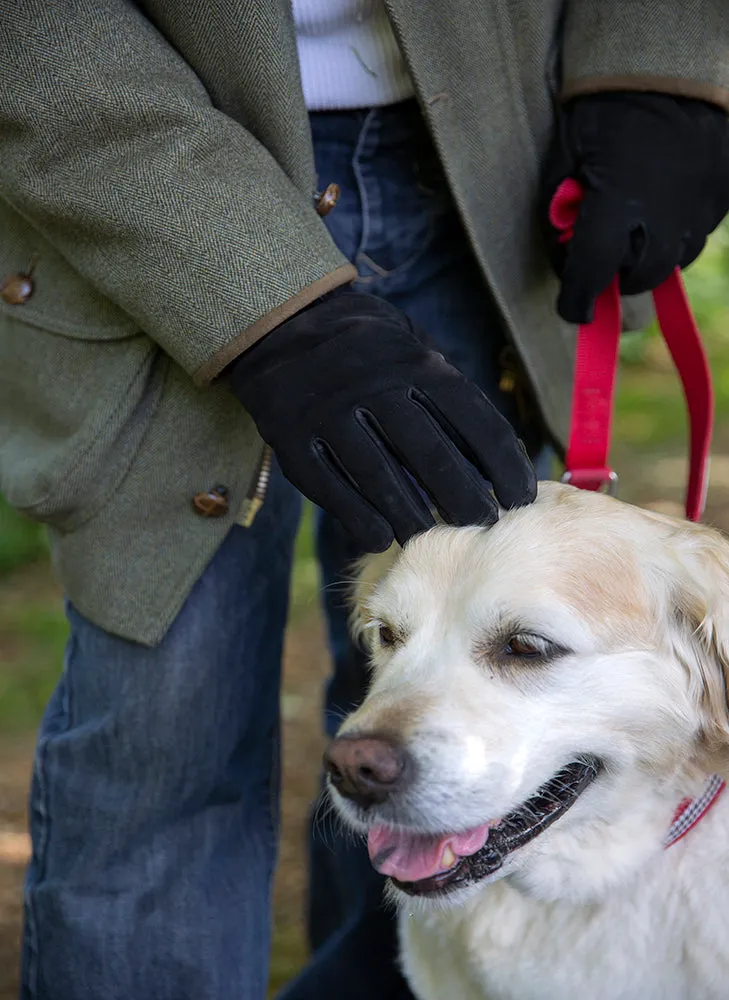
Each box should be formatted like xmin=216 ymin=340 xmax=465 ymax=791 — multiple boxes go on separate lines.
xmin=324 ymin=481 xmax=729 ymax=1000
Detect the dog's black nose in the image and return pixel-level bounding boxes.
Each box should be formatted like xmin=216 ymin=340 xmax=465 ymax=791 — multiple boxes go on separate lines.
xmin=324 ymin=733 xmax=410 ymax=808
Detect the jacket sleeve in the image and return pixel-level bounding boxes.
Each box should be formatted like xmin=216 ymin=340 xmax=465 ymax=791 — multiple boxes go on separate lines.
xmin=0 ymin=0 xmax=356 ymax=384
xmin=561 ymin=1 xmax=729 ymax=112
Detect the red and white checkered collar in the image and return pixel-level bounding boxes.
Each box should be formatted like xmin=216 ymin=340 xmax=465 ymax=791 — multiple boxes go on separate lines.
xmin=663 ymin=774 xmax=726 ymax=850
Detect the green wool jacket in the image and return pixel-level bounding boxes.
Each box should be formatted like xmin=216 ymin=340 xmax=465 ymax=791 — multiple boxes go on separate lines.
xmin=1 ymin=1 xmax=728 ymax=645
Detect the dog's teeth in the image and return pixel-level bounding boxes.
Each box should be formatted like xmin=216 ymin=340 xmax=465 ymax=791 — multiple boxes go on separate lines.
xmin=441 ymin=845 xmax=457 ymax=869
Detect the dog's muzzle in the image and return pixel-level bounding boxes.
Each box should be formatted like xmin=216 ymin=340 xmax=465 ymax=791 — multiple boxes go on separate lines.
xmin=389 ymin=755 xmax=602 ymax=897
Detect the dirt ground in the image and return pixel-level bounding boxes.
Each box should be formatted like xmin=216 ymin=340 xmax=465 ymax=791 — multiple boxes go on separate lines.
xmin=2 ymin=457 xmax=729 ymax=996
xmin=0 ymin=739 xmax=32 ymax=997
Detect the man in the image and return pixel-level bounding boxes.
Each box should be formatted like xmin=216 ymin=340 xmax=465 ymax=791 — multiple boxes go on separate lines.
xmin=1 ymin=2 xmax=728 ymax=999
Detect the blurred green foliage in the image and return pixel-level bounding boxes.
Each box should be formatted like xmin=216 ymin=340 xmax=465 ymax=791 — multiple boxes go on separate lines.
xmin=620 ymin=223 xmax=729 ymax=368
xmin=615 ymin=226 xmax=729 ymax=450
xmin=0 ymin=496 xmax=47 ymax=576
xmin=0 ymin=591 xmax=66 ymax=730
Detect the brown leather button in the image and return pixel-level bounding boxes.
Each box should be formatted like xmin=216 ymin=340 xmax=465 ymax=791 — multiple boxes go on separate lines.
xmin=1 ymin=272 xmax=35 ymax=305
xmin=192 ymin=485 xmax=230 ymax=517
xmin=315 ymin=183 xmax=340 ymax=217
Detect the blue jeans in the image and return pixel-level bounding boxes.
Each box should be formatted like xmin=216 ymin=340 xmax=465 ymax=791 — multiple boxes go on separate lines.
xmin=22 ymin=100 xmax=547 ymax=1000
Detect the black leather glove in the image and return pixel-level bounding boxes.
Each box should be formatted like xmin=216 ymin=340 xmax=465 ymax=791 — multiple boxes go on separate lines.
xmin=542 ymin=92 xmax=729 ymax=324
xmin=231 ymin=290 xmax=536 ymax=552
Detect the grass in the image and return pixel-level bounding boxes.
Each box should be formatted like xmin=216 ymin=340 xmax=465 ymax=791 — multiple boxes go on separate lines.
xmin=0 ymin=589 xmax=67 ymax=731
xmin=0 ymin=498 xmax=47 ymax=577
xmin=614 ymin=224 xmax=729 ymax=452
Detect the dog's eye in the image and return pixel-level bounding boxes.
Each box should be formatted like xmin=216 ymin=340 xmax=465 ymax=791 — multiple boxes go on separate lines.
xmin=504 ymin=634 xmax=550 ymax=657
xmin=378 ymin=623 xmax=397 ymax=647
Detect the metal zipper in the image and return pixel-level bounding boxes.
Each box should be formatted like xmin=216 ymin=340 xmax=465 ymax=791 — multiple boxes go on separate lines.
xmin=239 ymin=444 xmax=273 ymax=528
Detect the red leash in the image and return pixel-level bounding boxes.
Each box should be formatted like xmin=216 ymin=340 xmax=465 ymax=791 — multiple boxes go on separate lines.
xmin=549 ymin=178 xmax=713 ymax=522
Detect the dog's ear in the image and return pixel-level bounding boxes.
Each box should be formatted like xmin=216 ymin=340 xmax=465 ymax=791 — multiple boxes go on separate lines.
xmin=670 ymin=522 xmax=729 ymax=760
xmin=349 ymin=544 xmax=401 ymax=648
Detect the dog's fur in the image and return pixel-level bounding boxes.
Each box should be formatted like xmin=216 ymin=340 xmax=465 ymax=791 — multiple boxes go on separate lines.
xmin=328 ymin=482 xmax=729 ymax=1000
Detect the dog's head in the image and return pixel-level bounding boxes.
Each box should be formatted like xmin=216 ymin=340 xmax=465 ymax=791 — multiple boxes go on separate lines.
xmin=325 ymin=482 xmax=729 ymax=907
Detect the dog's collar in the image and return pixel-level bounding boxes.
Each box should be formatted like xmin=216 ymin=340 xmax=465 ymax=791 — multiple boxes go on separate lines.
xmin=664 ymin=774 xmax=726 ymax=849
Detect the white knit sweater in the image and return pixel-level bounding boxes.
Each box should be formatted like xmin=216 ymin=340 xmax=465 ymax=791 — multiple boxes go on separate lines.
xmin=292 ymin=0 xmax=415 ymax=110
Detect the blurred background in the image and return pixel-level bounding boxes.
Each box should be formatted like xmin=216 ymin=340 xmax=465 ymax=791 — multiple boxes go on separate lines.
xmin=1 ymin=228 xmax=728 ymax=996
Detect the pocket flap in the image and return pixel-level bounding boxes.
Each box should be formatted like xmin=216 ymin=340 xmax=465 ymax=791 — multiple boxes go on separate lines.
xmin=0 ymin=200 xmax=139 ymax=340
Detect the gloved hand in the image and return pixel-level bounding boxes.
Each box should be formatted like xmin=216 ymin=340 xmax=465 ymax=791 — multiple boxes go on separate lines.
xmin=230 ymin=290 xmax=536 ymax=552
xmin=542 ymin=92 xmax=729 ymax=324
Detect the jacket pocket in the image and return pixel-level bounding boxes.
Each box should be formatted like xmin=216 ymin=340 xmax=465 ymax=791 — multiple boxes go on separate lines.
xmin=0 ymin=219 xmax=164 ymax=530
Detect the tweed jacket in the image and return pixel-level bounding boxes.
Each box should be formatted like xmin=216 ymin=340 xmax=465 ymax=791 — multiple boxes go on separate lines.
xmin=1 ymin=0 xmax=728 ymax=644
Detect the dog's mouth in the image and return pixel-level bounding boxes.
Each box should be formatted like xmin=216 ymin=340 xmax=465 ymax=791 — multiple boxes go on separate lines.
xmin=368 ymin=756 xmax=601 ymax=897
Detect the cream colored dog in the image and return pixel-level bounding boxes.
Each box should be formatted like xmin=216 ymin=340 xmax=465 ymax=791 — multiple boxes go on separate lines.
xmin=324 ymin=481 xmax=729 ymax=1000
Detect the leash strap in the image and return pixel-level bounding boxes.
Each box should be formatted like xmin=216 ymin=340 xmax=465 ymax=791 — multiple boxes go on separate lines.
xmin=551 ymin=180 xmax=720 ymax=848
xmin=549 ymin=178 xmax=714 ymax=522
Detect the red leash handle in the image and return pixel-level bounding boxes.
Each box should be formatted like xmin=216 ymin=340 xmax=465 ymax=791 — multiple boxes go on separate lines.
xmin=549 ymin=179 xmax=713 ymax=522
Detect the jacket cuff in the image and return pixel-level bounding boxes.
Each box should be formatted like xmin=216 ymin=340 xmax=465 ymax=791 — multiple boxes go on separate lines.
xmin=194 ymin=263 xmax=357 ymax=385
xmin=561 ymin=1 xmax=729 ymax=113
xmin=562 ymin=75 xmax=729 ymax=113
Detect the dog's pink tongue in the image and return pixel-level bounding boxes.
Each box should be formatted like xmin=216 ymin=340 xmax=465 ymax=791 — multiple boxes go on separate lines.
xmin=367 ymin=823 xmax=491 ymax=882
